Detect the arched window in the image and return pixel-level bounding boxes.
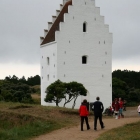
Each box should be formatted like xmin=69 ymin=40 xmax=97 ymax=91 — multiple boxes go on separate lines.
xmin=82 ymin=56 xmax=87 ymax=64
xmin=83 ymin=22 xmax=87 ymax=32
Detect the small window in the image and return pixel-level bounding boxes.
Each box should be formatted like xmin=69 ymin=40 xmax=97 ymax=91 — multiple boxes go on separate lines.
xmin=82 ymin=56 xmax=87 ymax=64
xmin=83 ymin=22 xmax=87 ymax=32
xmin=47 ymin=57 xmax=49 ymax=65
xmin=47 ymin=75 xmax=49 ymax=81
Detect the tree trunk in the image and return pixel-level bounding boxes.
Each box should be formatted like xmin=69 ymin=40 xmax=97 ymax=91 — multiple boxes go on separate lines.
xmin=72 ymin=96 xmax=78 ymax=109
xmin=63 ymin=96 xmax=74 ymax=107
xmin=56 ymin=100 xmax=59 ymax=106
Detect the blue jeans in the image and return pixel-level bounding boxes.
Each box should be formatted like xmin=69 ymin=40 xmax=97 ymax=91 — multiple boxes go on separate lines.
xmin=119 ymin=108 xmax=124 ymax=117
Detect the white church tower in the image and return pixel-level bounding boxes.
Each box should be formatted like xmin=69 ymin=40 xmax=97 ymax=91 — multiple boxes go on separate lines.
xmin=40 ymin=0 xmax=113 ymax=109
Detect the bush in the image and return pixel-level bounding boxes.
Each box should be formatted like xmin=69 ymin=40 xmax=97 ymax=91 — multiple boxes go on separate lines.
xmin=127 ymin=102 xmax=138 ymax=107
xmin=0 ymin=81 xmax=33 ymax=103
xmin=0 ymin=95 xmax=4 ymax=101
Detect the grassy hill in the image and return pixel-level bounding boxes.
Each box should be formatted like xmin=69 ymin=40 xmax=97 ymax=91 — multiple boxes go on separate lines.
xmin=0 ymin=102 xmax=81 ymax=140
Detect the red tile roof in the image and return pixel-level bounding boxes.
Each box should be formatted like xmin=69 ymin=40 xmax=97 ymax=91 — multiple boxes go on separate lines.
xmin=41 ymin=0 xmax=72 ymax=45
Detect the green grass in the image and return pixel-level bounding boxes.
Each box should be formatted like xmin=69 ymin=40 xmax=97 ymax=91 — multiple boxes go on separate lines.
xmin=0 ymin=120 xmax=60 ymax=140
xmin=96 ymin=121 xmax=140 ymax=140
xmin=0 ymin=113 xmax=65 ymax=140
xmin=0 ymin=102 xmax=80 ymax=140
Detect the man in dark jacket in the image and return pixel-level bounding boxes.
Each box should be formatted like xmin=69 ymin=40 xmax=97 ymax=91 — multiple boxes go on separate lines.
xmin=92 ymin=97 xmax=104 ymax=130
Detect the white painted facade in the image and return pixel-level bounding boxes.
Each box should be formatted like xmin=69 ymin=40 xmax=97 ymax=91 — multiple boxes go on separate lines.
xmin=40 ymin=0 xmax=113 ymax=109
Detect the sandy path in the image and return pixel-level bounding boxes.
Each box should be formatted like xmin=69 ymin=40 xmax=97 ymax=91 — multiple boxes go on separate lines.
xmin=32 ymin=116 xmax=140 ymax=140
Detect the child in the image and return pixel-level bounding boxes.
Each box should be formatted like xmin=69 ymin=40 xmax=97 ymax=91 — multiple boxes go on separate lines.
xmin=109 ymin=106 xmax=114 ymax=116
xmin=79 ymin=99 xmax=90 ymax=131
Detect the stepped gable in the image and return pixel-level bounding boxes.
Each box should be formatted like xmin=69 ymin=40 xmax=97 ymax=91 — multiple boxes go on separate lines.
xmin=41 ymin=0 xmax=72 ymax=45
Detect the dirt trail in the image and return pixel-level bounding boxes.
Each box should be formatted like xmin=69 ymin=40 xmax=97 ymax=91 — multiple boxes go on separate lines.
xmin=32 ymin=107 xmax=140 ymax=140
xmin=32 ymin=108 xmax=140 ymax=140
xmin=32 ymin=117 xmax=139 ymax=140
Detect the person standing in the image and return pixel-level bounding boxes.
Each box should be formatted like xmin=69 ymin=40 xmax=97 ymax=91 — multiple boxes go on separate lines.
xmin=79 ymin=99 xmax=90 ymax=131
xmin=137 ymin=104 xmax=140 ymax=116
xmin=92 ymin=97 xmax=104 ymax=130
xmin=112 ymin=98 xmax=120 ymax=119
xmin=118 ymin=98 xmax=124 ymax=118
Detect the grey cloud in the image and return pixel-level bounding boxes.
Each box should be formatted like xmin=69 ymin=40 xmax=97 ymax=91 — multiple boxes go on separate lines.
xmin=0 ymin=0 xmax=140 ymax=67
xmin=96 ymin=0 xmax=140 ymax=62
xmin=0 ymin=0 xmax=62 ymax=64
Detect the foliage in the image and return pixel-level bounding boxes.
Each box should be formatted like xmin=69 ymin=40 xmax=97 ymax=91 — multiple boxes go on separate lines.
xmin=4 ymin=74 xmax=40 ymax=86
xmin=31 ymin=85 xmax=41 ymax=95
xmin=127 ymin=88 xmax=140 ymax=103
xmin=0 ymin=75 xmax=41 ymax=104
xmin=112 ymin=70 xmax=140 ymax=104
xmin=112 ymin=70 xmax=140 ymax=89
xmin=27 ymin=75 xmax=40 ymax=86
xmin=112 ymin=77 xmax=127 ymax=99
xmin=0 ymin=81 xmax=33 ymax=103
xmin=45 ymin=80 xmax=66 ymax=106
xmin=2 ymin=69 xmax=140 ymax=106
xmin=44 ymin=80 xmax=87 ymax=108
xmin=64 ymin=81 xmax=87 ymax=109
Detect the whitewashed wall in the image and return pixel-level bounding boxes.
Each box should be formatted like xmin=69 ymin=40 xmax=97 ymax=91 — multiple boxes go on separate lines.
xmin=40 ymin=0 xmax=113 ymax=110
xmin=40 ymin=42 xmax=57 ymax=106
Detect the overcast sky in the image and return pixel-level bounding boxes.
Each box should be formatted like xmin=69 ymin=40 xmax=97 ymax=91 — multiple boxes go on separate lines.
xmin=0 ymin=0 xmax=140 ymax=79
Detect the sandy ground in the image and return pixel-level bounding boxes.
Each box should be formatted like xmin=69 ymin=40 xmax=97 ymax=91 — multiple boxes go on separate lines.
xmin=32 ymin=108 xmax=140 ymax=140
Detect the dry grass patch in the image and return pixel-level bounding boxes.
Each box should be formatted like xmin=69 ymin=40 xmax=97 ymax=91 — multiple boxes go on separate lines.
xmin=0 ymin=102 xmax=80 ymax=127
xmin=0 ymin=102 xmax=81 ymax=140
